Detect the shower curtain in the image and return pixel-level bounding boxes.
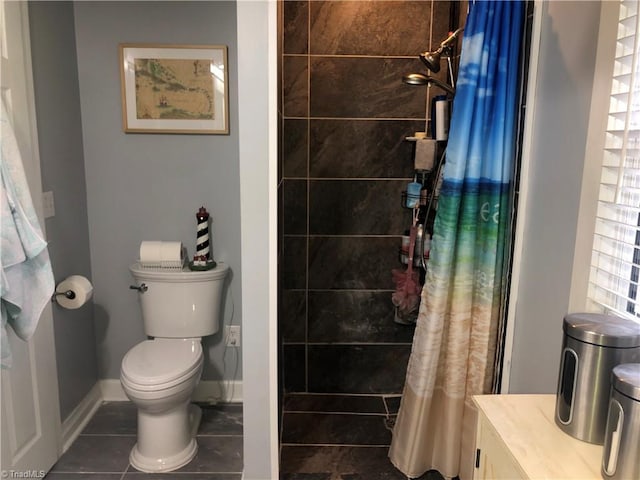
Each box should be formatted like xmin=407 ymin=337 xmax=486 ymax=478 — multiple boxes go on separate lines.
xmin=389 ymin=2 xmax=524 ymax=479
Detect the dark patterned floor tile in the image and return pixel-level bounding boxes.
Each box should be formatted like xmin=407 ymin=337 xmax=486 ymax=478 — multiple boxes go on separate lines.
xmin=81 ymin=401 xmax=137 ymax=435
xmin=280 ymin=474 xmax=332 ymax=480
xmin=281 ymin=412 xmax=391 ymax=445
xmin=284 ymin=394 xmax=386 ymax=414
xmin=197 ymin=403 xmax=243 ymax=435
xmin=49 ymin=435 xmax=136 ymax=473
xmin=124 ymin=474 xmax=242 ymax=479
xmin=280 ymin=445 xmax=406 ymax=479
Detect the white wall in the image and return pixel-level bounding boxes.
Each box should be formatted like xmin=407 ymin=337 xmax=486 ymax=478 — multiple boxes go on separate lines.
xmin=74 ymin=1 xmax=242 ymax=382
xmin=237 ymin=2 xmax=279 ymax=478
xmin=508 ymin=1 xmax=602 ymax=393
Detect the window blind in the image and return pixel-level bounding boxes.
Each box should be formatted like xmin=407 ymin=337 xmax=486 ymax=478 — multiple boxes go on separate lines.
xmin=587 ymin=0 xmax=640 ymax=322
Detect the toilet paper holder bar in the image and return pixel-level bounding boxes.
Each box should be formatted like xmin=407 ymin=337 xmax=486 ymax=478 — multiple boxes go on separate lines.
xmin=51 ymin=290 xmax=76 ymax=303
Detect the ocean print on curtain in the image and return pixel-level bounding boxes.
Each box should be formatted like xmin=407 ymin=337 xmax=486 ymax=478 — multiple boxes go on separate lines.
xmin=389 ymin=2 xmax=524 ymax=479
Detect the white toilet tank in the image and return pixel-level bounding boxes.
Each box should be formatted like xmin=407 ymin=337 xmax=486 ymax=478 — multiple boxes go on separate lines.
xmin=129 ymin=262 xmax=229 ymax=338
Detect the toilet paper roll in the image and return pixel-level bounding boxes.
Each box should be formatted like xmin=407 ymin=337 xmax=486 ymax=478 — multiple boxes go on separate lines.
xmin=139 ymin=241 xmax=183 ymax=265
xmin=159 ymin=241 xmax=183 ymax=262
xmin=139 ymin=241 xmax=163 ymax=264
xmin=55 ymin=275 xmax=93 ymax=309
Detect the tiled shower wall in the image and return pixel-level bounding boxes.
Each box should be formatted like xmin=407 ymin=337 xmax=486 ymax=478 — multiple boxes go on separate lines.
xmin=279 ymin=1 xmax=455 ymax=394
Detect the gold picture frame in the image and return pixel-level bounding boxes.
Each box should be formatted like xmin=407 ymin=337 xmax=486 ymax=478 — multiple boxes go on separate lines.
xmin=119 ymin=44 xmax=228 ymax=134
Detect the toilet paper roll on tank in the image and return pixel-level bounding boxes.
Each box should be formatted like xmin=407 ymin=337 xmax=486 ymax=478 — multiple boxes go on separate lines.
xmin=54 ymin=275 xmax=93 ymax=309
xmin=139 ymin=241 xmax=185 ymax=268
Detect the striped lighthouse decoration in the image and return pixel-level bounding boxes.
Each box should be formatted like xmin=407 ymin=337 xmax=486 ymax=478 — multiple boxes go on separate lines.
xmin=190 ymin=206 xmax=216 ymax=270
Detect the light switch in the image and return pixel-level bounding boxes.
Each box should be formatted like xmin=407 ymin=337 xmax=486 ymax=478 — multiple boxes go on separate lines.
xmin=42 ymin=191 xmax=55 ymax=218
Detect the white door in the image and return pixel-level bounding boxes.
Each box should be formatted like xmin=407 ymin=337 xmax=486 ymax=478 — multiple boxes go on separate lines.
xmin=0 ymin=0 xmax=61 ymax=474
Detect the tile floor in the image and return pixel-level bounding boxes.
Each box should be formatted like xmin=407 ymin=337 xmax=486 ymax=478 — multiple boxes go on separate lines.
xmin=45 ymin=401 xmax=243 ymax=479
xmin=279 ymin=394 xmax=444 ymax=480
xmin=47 ymin=396 xmax=444 ymax=479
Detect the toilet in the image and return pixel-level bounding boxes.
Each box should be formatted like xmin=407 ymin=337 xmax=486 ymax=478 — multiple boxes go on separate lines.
xmin=121 ymin=261 xmax=229 ymax=473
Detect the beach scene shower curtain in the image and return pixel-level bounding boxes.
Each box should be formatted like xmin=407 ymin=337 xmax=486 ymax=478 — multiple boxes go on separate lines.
xmin=389 ymin=2 xmax=525 ymax=479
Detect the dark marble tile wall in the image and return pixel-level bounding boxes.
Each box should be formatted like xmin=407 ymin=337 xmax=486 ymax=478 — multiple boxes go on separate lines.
xmin=280 ymin=0 xmax=453 ymax=396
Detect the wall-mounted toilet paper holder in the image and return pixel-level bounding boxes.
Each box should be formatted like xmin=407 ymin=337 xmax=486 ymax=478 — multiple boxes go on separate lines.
xmin=51 ymin=290 xmax=76 ymax=303
xmin=51 ymin=275 xmax=94 ymax=309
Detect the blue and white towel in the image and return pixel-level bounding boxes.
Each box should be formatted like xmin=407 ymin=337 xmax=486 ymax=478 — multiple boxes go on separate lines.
xmin=1 ymin=98 xmax=54 ymax=368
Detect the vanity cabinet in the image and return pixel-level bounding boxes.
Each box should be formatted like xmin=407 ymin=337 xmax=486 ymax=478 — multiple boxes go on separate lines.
xmin=472 ymin=394 xmax=602 ymax=480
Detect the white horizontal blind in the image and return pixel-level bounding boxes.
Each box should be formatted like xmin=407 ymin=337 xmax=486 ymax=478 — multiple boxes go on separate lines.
xmin=588 ymin=0 xmax=640 ymax=322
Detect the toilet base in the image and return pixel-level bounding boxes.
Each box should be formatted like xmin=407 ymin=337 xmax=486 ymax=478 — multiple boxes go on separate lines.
xmin=129 ymin=404 xmax=202 ymax=473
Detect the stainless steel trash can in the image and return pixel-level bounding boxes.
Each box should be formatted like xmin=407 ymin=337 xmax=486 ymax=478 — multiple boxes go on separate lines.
xmin=555 ymin=313 xmax=640 ymax=444
xmin=602 ymin=363 xmax=640 ymax=479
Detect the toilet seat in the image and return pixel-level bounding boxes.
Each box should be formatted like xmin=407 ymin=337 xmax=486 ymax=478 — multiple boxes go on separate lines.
xmin=121 ymin=339 xmax=202 ymax=392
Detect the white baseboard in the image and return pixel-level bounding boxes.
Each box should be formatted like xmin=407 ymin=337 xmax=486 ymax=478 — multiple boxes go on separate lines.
xmin=60 ymin=382 xmax=103 ymax=453
xmin=99 ymin=379 xmax=129 ymax=401
xmin=100 ymin=379 xmax=243 ymax=403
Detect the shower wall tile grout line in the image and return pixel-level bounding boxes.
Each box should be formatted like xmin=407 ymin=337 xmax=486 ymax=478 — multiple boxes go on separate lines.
xmin=283 ymin=116 xmax=428 ymax=121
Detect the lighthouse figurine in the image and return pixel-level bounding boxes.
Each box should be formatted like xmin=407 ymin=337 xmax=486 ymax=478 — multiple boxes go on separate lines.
xmin=189 ymin=206 xmax=217 ymax=271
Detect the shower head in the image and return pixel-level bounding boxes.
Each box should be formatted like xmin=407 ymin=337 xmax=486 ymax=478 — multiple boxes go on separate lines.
xmin=419 ymin=28 xmax=464 ymax=73
xmin=402 ymin=73 xmax=455 ymax=95
xmin=420 ymin=51 xmax=442 ymax=73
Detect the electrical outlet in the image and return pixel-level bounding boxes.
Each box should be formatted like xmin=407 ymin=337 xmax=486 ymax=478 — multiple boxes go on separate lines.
xmin=225 ymin=325 xmax=241 ymax=347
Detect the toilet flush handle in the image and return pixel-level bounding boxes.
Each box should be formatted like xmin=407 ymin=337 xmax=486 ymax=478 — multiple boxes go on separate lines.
xmin=129 ymin=283 xmax=148 ymax=293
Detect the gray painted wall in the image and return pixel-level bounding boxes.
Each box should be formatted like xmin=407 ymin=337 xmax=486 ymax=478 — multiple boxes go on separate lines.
xmin=29 ymin=1 xmax=98 ymax=421
xmin=508 ymin=1 xmax=601 ymax=393
xmin=73 ymin=1 xmax=242 ymax=381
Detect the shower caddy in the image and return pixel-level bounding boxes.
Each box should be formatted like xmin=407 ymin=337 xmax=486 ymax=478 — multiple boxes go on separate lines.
xmin=394 ymin=135 xmax=447 ymax=325
xmin=395 ymin=27 xmax=461 ymax=325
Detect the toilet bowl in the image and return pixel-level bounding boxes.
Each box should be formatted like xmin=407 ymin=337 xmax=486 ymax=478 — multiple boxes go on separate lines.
xmin=121 ymin=338 xmax=204 ymax=472
xmin=122 ymin=261 xmax=229 ymax=473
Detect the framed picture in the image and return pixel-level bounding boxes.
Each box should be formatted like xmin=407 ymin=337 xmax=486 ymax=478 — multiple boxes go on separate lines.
xmin=119 ymin=44 xmax=228 ymax=134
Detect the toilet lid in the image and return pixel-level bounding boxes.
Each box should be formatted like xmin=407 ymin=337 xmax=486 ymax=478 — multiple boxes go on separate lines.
xmin=121 ymin=339 xmax=202 ymax=388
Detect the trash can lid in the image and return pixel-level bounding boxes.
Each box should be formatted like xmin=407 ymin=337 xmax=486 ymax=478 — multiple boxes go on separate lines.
xmin=612 ymin=363 xmax=640 ymax=401
xmin=563 ymin=313 xmax=640 ymax=347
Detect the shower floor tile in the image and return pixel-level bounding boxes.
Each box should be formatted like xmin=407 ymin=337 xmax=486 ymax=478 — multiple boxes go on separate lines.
xmin=281 ymin=412 xmax=392 ymax=445
xmin=280 ymin=394 xmax=443 ymax=480
xmin=280 ymin=445 xmax=443 ymax=480
xmin=284 ymin=394 xmax=387 ymax=414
